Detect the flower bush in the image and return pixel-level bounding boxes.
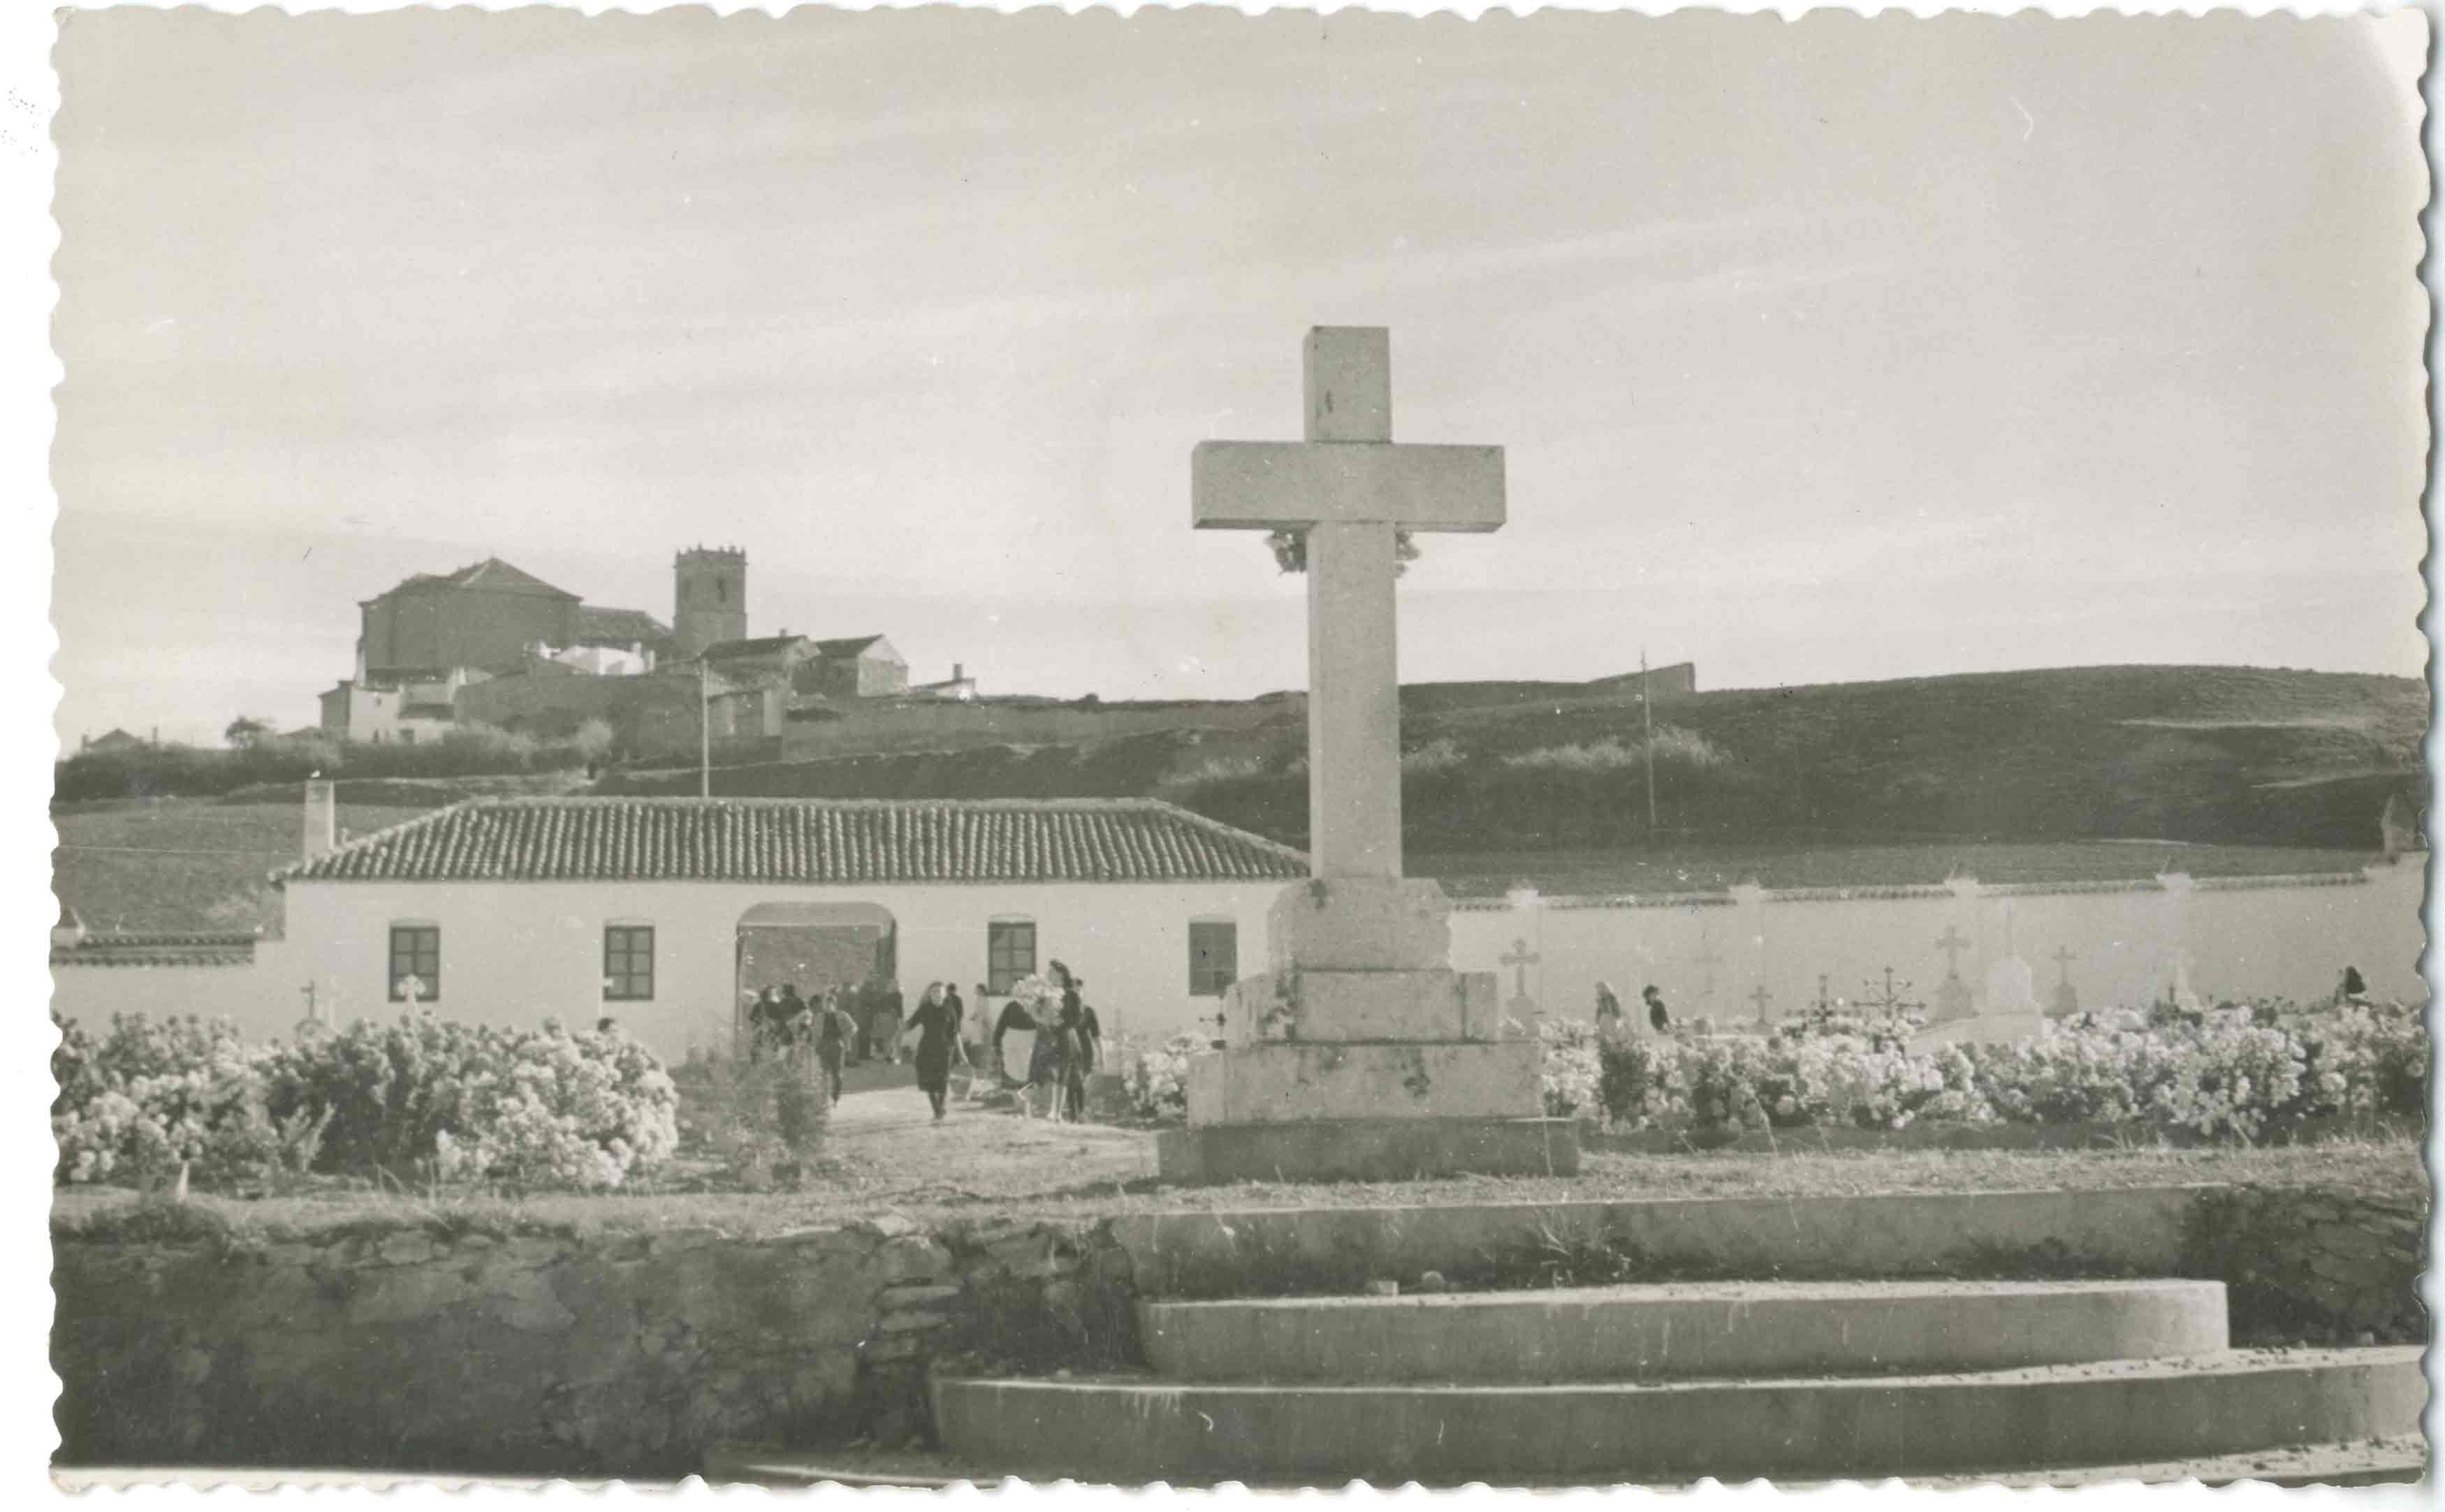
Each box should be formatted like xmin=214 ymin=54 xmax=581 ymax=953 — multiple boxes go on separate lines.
xmin=1123 ymin=1034 xmax=1208 ymax=1122
xmin=1537 ymin=1018 xmax=1603 ymax=1120
xmin=1575 ymin=997 xmax=2427 ymax=1145
xmin=54 ymin=1010 xmax=678 ymax=1191
xmin=51 ymin=1013 xmax=326 ymax=1188
xmin=429 ymin=1022 xmax=679 ymax=1189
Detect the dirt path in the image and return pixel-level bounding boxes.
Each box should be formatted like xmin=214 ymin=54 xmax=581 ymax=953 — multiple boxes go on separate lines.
xmin=819 ymin=1082 xmax=1155 ymax=1205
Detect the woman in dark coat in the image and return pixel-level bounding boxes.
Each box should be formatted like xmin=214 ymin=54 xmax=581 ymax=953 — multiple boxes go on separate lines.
xmin=905 ymin=981 xmax=966 ymax=1122
xmin=1048 ymin=962 xmax=1094 ymax=1123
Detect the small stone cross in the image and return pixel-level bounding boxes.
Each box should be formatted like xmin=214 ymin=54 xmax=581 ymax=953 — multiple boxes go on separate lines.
xmin=1934 ymin=925 xmax=1971 ymax=979
xmin=1749 ymin=983 xmax=1773 ymax=1020
xmin=1193 ymin=328 xmax=1505 ymax=880
xmin=2051 ymin=945 xmax=2077 ymax=985
xmin=1501 ymin=937 xmax=1541 ymax=1001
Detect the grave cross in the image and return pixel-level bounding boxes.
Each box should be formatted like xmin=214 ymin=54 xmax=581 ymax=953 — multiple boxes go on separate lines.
xmin=1934 ymin=925 xmax=1971 ymax=979
xmin=1749 ymin=983 xmax=1773 ymax=1020
xmin=1501 ymin=937 xmax=1540 ymax=1001
xmin=2051 ymin=946 xmax=2077 ymax=984
xmin=1193 ymin=328 xmax=1505 ymax=879
xmin=1864 ymin=967 xmax=1920 ymax=1013
xmin=1688 ymin=934 xmax=1725 ymax=1006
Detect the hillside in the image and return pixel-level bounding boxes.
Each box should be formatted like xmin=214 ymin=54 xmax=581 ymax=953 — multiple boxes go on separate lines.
xmin=52 ymin=798 xmax=444 ymax=934
xmin=50 ymin=774 xmax=589 ymax=933
xmin=599 ymin=665 xmax=2428 ymax=856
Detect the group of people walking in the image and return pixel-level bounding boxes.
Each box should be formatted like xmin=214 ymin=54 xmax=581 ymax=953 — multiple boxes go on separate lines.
xmin=745 ymin=983 xmax=863 ymax=1100
xmin=744 ymin=965 xmax=1104 ymax=1125
xmin=988 ymin=960 xmax=1104 ymax=1122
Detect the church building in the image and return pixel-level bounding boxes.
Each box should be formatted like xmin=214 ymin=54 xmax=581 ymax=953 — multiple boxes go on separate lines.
xmin=271 ymin=795 xmax=1301 ymax=1059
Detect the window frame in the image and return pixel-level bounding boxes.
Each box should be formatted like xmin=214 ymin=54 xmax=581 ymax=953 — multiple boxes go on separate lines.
xmin=388 ymin=923 xmax=441 ymax=1003
xmin=1188 ymin=918 xmax=1239 ymax=998
xmin=986 ymin=918 xmax=1037 ymax=994
xmin=603 ymin=923 xmax=655 ymax=1002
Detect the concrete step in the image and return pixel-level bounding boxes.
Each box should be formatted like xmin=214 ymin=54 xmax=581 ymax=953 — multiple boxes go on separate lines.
xmin=701 ymin=1435 xmax=2430 ymax=1490
xmin=1111 ymin=1185 xmax=2205 ymax=1298
xmin=931 ymin=1346 xmax=2425 ymax=1485
xmin=1139 ymin=1279 xmax=2230 ymax=1383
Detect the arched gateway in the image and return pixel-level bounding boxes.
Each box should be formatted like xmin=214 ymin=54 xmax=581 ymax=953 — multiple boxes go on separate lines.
xmin=733 ymin=901 xmax=896 ymax=1054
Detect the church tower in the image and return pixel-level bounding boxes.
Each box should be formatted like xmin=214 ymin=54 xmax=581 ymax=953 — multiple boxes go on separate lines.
xmin=673 ymin=546 xmax=747 ymax=659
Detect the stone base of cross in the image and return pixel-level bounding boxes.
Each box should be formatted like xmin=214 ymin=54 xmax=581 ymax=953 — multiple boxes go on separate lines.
xmin=1155 ymin=328 xmax=1578 ymax=1185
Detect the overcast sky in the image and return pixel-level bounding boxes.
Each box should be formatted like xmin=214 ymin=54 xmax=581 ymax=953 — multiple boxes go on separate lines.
xmin=50 ymin=8 xmax=2430 ymax=744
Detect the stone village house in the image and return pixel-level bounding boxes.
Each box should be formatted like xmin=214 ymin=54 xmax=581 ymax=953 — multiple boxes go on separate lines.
xmin=54 ymin=794 xmax=1304 ymax=1062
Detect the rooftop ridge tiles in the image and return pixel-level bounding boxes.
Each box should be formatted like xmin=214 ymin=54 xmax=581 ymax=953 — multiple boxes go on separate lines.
xmin=277 ymin=793 xmax=1305 ymax=886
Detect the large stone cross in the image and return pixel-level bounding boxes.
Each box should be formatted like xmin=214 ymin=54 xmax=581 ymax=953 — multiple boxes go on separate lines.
xmin=1192 ymin=328 xmax=1505 ymax=879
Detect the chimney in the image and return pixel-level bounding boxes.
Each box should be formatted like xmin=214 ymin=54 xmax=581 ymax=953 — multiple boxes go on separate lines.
xmin=303 ymin=777 xmax=338 ymax=862
xmin=952 ymin=662 xmax=965 ymax=682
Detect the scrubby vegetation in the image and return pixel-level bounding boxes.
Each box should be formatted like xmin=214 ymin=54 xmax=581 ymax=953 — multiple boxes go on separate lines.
xmin=601 ymin=666 xmax=2427 ymax=856
xmin=52 ymin=1011 xmax=680 ymax=1193
xmin=55 ymin=721 xmax=610 ymax=805
xmin=1530 ymin=997 xmax=2428 ymax=1144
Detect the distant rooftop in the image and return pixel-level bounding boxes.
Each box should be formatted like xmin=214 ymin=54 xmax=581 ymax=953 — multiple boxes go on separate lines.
xmin=381 ymin=557 xmax=579 ymax=601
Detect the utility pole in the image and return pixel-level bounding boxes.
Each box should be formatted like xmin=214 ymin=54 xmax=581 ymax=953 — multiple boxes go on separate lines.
xmin=1640 ymin=646 xmax=1658 ymax=831
xmin=699 ymin=657 xmax=711 ymax=799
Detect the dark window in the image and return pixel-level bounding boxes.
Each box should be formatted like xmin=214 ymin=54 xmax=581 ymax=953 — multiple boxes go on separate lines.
xmin=1190 ymin=920 xmax=1238 ymax=997
xmin=987 ymin=920 xmax=1037 ymax=994
xmin=604 ymin=925 xmax=655 ymax=1001
xmin=388 ymin=925 xmax=440 ymax=1002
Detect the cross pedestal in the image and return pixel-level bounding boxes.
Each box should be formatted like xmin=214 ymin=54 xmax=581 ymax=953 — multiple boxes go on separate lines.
xmin=1156 ymin=328 xmax=1577 ymax=1184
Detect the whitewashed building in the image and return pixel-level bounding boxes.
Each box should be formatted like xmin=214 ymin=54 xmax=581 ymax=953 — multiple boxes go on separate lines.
xmin=265 ymin=795 xmax=1301 ymax=1059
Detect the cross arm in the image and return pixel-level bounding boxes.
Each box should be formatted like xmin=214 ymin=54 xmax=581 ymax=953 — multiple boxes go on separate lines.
xmin=1191 ymin=441 xmax=1505 ymax=533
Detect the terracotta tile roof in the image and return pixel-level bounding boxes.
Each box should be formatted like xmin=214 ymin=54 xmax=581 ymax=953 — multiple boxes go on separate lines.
xmin=575 ymin=605 xmax=673 ymax=645
xmin=815 ymin=634 xmax=891 ymax=659
xmin=277 ymin=798 xmax=1307 ymax=887
xmin=52 ymin=931 xmax=259 ymax=969
xmin=386 ymin=558 xmax=579 ymax=601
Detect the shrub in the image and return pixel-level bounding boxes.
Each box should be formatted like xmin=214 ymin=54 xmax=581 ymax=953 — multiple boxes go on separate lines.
xmin=55 ymin=1010 xmax=679 ymax=1192
xmin=49 ymin=1013 xmax=321 ymax=1188
xmin=1565 ymin=997 xmax=2426 ymax=1145
xmin=1401 ymin=738 xmax=1468 ymax=775
xmin=1123 ymin=1034 xmax=1207 ymax=1122
xmin=431 ymin=1023 xmax=680 ymax=1190
xmin=672 ymin=1053 xmax=829 ymax=1187
xmin=1538 ymin=1018 xmax=1603 ymax=1119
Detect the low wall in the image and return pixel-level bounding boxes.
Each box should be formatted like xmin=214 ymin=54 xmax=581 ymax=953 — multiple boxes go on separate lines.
xmin=54 ymin=1177 xmax=2425 ymax=1474
xmin=1453 ymin=861 xmax=2428 ymax=1031
xmin=52 ymin=1212 xmax=1129 ymax=1477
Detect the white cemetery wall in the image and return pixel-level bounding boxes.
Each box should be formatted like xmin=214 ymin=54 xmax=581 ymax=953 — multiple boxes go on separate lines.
xmin=277 ymin=878 xmax=1282 ymax=1060
xmin=1451 ymin=863 xmax=2427 ymax=1031
xmin=50 ymin=938 xmax=306 ymax=1044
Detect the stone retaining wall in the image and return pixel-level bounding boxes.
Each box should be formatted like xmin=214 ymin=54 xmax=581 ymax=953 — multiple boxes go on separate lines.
xmin=52 ymin=1213 xmax=1130 ymax=1477
xmin=2182 ymin=1184 xmax=2429 ymax=1345
xmin=52 ymin=1178 xmax=2425 ymax=1475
